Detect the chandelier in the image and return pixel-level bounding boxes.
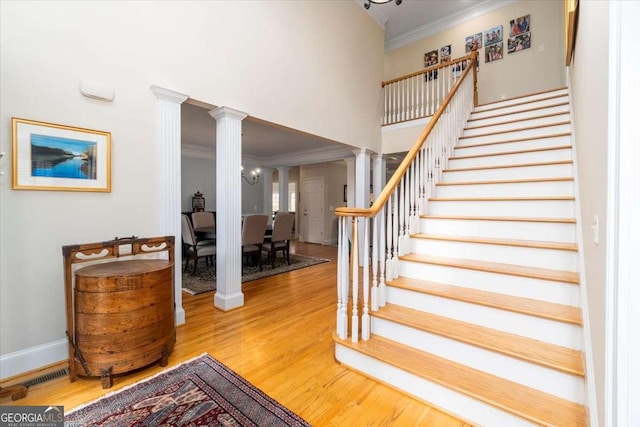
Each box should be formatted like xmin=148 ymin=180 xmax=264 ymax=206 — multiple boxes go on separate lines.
xmin=364 ymin=0 xmax=402 ymax=9
xmin=241 ymin=166 xmax=261 ymax=185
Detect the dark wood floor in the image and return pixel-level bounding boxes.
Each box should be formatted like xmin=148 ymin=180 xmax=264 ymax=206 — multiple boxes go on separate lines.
xmin=1 ymin=241 xmax=470 ymax=426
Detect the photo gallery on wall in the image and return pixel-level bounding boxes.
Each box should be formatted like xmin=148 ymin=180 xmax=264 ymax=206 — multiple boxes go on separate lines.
xmin=423 ymin=13 xmax=531 ymax=74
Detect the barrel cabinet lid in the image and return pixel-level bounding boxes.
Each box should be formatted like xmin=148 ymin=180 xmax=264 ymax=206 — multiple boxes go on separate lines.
xmin=75 ymin=259 xmax=172 ymax=278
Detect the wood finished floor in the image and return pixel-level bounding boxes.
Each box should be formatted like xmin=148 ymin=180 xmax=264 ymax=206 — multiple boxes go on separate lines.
xmin=2 ymin=242 xmax=471 ymax=426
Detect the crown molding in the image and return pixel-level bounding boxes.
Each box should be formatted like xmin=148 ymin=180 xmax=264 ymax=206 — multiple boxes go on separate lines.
xmin=385 ymin=0 xmax=518 ymax=52
xmin=181 ymin=143 xmax=215 ymax=159
xmin=181 ymin=144 xmax=355 ymax=168
xmin=260 ymin=146 xmax=355 ymax=168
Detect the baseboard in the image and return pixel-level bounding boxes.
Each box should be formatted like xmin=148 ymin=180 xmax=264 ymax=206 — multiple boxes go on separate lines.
xmin=0 ymin=338 xmax=67 ymax=381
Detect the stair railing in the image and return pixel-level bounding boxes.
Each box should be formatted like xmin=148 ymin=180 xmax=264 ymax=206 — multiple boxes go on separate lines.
xmin=382 ymin=53 xmax=479 ymax=126
xmin=335 ymin=51 xmax=478 ymax=343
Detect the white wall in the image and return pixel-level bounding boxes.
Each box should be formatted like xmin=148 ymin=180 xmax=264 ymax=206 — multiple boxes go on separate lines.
xmin=182 ymin=156 xmax=216 ymax=213
xmin=568 ymin=2 xmax=610 ymax=426
xmin=385 ymin=0 xmax=565 ymax=104
xmin=0 ymin=0 xmax=383 ymax=378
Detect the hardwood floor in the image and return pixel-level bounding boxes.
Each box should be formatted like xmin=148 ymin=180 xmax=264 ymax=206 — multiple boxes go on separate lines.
xmin=2 ymin=242 xmax=471 ymax=426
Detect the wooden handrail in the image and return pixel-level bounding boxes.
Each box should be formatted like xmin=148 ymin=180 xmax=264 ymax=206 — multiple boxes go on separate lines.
xmin=336 ymin=51 xmax=478 ymax=218
xmin=382 ymin=53 xmax=476 ymax=87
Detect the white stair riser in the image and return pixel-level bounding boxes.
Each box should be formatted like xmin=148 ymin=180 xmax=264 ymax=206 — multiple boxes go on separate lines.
xmin=454 ymin=135 xmax=571 ymax=156
xmin=436 ymin=180 xmax=575 ymax=198
xmin=397 ymin=260 xmax=579 ymax=306
xmin=410 ymin=238 xmax=577 ymax=271
xmin=385 ymin=287 xmax=581 ymax=349
xmin=448 ymin=148 xmax=572 ymax=169
xmin=372 ymin=317 xmax=584 ymax=403
xmin=458 ymin=124 xmax=571 ymax=145
xmin=467 ymin=104 xmax=570 ymax=127
xmin=442 ymin=163 xmax=573 ymax=181
xmin=428 ymin=199 xmax=575 ymax=218
xmin=463 ymin=114 xmax=570 ymax=137
xmin=419 ymin=217 xmax=576 ymax=243
xmin=335 ymin=344 xmax=539 ymax=427
xmin=474 ymin=91 xmax=568 ymax=114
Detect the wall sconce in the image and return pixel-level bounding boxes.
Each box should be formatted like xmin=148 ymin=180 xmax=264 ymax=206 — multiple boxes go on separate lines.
xmin=241 ymin=166 xmax=261 ymax=185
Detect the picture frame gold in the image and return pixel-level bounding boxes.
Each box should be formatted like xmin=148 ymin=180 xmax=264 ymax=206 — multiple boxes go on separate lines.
xmin=12 ymin=117 xmax=111 ymax=192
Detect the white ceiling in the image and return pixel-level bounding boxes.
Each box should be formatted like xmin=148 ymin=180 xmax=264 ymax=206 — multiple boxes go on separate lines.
xmin=181 ymin=0 xmax=515 ymax=166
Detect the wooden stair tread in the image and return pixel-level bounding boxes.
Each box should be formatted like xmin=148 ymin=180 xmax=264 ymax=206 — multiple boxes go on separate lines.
xmin=476 ymin=87 xmax=567 ymax=107
xmin=450 ymin=145 xmax=571 ymax=160
xmin=411 ymin=233 xmax=578 ymax=251
xmin=464 ymin=112 xmax=570 ymax=131
xmin=459 ymin=121 xmax=571 ymax=140
xmin=388 ymin=276 xmax=582 ymax=325
xmin=457 ymin=132 xmax=571 ymax=149
xmin=428 ymin=196 xmax=575 ymax=201
xmin=334 ymin=334 xmax=586 ymax=427
xmin=375 ymin=303 xmax=584 ymax=376
xmin=444 ymin=159 xmax=573 ymax=172
xmin=399 ymin=253 xmax=580 ymax=284
xmin=468 ymin=102 xmax=569 ymax=123
xmin=420 ymin=214 xmax=576 ymax=224
xmin=437 ymin=177 xmax=574 ymax=186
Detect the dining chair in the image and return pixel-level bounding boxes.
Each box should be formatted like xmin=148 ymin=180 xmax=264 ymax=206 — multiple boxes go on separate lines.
xmin=262 ymin=212 xmax=295 ymax=268
xmin=241 ymin=214 xmax=269 ymax=271
xmin=181 ymin=214 xmax=216 ymax=275
xmin=191 ymin=211 xmax=215 ymax=241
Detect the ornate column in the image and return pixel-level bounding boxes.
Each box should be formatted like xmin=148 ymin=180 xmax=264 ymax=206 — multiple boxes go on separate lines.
xmin=209 ymin=107 xmax=247 ymax=311
xmin=151 ymin=85 xmax=189 ymax=326
xmin=278 ymin=166 xmax=290 ymax=212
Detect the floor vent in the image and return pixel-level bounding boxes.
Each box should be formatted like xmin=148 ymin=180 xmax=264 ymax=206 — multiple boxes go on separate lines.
xmin=23 ymin=367 xmax=69 ymax=388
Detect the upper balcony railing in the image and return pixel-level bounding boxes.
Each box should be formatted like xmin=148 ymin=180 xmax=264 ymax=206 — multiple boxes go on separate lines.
xmin=381 ymin=53 xmax=478 ymax=126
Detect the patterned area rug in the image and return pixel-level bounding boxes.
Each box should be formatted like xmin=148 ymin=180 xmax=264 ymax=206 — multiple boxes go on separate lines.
xmin=182 ymin=254 xmax=329 ymax=295
xmin=64 ymin=354 xmax=311 ymax=426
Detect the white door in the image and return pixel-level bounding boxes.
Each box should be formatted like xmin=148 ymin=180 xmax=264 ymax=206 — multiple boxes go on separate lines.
xmin=302 ymin=177 xmax=324 ymax=244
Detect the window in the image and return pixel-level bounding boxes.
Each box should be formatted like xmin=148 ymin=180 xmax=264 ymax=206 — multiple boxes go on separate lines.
xmin=272 ymin=182 xmax=296 ymax=212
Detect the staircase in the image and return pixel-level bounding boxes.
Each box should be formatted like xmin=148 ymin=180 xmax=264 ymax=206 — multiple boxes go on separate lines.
xmin=335 ymin=88 xmax=587 ymax=426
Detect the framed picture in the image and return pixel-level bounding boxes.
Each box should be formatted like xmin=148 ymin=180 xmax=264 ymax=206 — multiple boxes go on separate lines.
xmin=510 ymin=14 xmax=530 ymax=37
xmin=507 ymin=32 xmax=532 ymax=54
xmin=424 ymin=49 xmax=438 ymax=68
xmin=485 ymin=42 xmax=504 ymax=63
xmin=440 ymin=45 xmax=452 ymax=63
xmin=464 ymin=32 xmax=482 ymax=53
xmin=12 ymin=117 xmax=111 ymax=192
xmin=484 ymin=25 xmax=503 ymax=46
xmin=343 ymin=185 xmax=347 ymax=203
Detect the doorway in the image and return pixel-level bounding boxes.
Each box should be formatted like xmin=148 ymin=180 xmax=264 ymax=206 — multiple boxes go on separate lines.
xmin=302 ymin=177 xmax=324 ymax=244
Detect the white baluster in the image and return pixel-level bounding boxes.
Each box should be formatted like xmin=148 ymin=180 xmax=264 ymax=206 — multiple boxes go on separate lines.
xmin=351 ymin=217 xmax=359 ymax=343
xmin=337 ymin=217 xmax=347 ymax=339
xmin=392 ymin=188 xmax=399 ymax=279
xmin=362 ymin=218 xmax=370 ymax=340
xmin=380 ymin=204 xmax=387 ymax=307
xmin=371 ymin=215 xmax=379 ymax=312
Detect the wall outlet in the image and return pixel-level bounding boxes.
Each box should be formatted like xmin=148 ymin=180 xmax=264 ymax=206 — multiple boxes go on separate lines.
xmin=539 ymin=44 xmax=545 ymax=52
xmin=591 ymin=214 xmax=599 ymax=244
xmin=501 ymin=93 xmax=506 ymax=100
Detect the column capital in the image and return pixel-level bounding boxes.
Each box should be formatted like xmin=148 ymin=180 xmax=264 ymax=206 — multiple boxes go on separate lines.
xmin=150 ymin=85 xmax=189 ymax=103
xmin=209 ymin=106 xmax=248 ymax=121
xmin=351 ymin=147 xmax=375 ymax=157
xmin=277 ymin=166 xmax=291 ymax=172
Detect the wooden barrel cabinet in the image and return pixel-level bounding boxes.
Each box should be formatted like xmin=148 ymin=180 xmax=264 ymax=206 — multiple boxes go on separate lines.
xmin=63 ymin=236 xmax=175 ymax=388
